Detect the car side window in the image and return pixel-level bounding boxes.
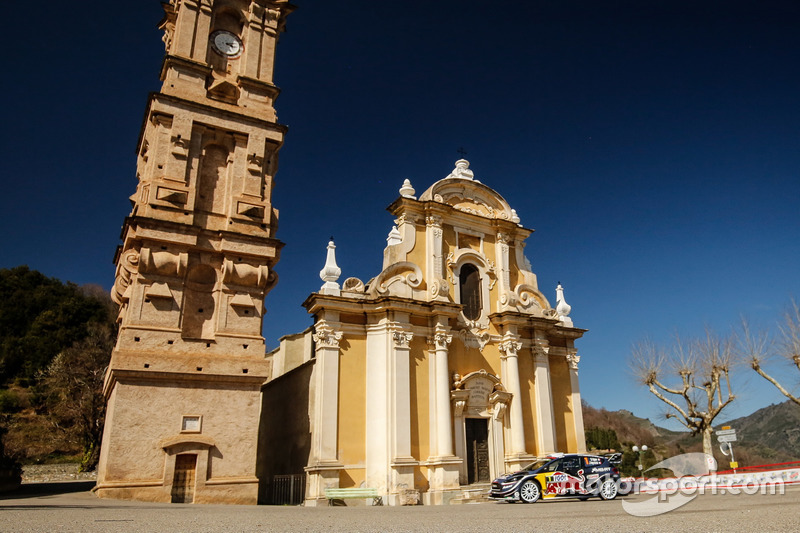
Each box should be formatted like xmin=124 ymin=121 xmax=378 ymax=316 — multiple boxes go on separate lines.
xmin=544 ymin=460 xmax=561 ymax=472
xmin=561 ymin=457 xmax=580 ymax=474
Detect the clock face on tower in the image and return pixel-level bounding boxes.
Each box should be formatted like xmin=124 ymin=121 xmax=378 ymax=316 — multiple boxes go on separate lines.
xmin=210 ymin=30 xmax=243 ymax=58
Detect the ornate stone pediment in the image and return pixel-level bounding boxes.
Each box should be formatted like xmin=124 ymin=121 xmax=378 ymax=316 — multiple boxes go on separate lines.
xmin=418 ymin=160 xmax=515 ymax=221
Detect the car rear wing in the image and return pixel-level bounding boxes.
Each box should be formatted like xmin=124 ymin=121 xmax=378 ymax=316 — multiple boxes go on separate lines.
xmin=603 ymin=452 xmax=623 ymax=465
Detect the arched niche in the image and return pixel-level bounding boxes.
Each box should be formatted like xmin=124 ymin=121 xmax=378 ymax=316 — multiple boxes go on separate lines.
xmin=181 ymin=264 xmax=218 ymax=340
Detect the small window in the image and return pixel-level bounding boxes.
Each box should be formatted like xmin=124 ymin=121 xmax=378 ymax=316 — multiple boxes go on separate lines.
xmin=181 ymin=415 xmax=202 ymax=433
xmin=459 ymin=264 xmax=482 ymax=320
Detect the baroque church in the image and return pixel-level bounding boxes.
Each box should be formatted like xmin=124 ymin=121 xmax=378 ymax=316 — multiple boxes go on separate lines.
xmin=95 ymin=0 xmax=587 ymax=506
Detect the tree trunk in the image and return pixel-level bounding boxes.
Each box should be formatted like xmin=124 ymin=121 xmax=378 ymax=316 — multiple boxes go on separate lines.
xmin=702 ymin=428 xmax=715 ymax=473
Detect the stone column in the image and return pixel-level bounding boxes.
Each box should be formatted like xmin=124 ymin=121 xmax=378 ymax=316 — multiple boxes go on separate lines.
xmin=304 ymin=321 xmax=344 ymax=505
xmin=498 ymin=332 xmax=527 ymax=459
xmin=566 ymin=349 xmax=587 ymax=453
xmin=533 ymin=342 xmax=558 ymax=455
xmin=431 ymin=327 xmax=454 ymax=457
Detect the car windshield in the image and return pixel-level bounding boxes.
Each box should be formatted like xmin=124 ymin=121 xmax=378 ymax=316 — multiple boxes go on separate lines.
xmin=522 ymin=459 xmax=551 ymax=471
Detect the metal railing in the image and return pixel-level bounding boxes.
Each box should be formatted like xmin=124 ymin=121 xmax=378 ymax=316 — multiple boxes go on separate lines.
xmin=270 ymin=474 xmax=305 ymax=505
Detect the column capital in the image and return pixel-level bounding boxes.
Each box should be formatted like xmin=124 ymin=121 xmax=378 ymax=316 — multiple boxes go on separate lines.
xmin=427 ymin=325 xmax=452 ymax=350
xmin=425 ymin=215 xmax=443 ymax=227
xmin=392 ymin=329 xmax=414 ymax=348
xmin=566 ymin=351 xmax=581 ymax=371
xmin=498 ymin=331 xmax=522 ymax=358
xmin=313 ymin=322 xmax=343 ymax=349
xmin=533 ymin=343 xmax=550 ymax=362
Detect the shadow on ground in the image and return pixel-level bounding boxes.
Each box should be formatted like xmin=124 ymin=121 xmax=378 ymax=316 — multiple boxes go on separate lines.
xmin=0 ymin=481 xmax=96 ymax=500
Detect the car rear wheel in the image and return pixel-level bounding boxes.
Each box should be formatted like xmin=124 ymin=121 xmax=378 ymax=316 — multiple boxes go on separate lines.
xmin=599 ymin=479 xmax=618 ymax=500
xmin=519 ymin=480 xmax=540 ymax=503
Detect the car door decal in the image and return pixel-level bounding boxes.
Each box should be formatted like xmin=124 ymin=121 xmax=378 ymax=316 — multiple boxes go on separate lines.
xmin=542 ymin=470 xmax=586 ymax=497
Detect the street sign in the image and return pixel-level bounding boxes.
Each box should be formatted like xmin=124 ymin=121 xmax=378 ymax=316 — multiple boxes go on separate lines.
xmin=716 ymin=429 xmax=736 ymax=436
xmin=730 ymin=461 xmax=739 ymax=469
xmin=718 ymin=434 xmax=737 ymax=443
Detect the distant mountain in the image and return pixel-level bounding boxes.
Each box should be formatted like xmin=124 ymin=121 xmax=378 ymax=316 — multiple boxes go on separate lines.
xmin=719 ymin=401 xmax=800 ymax=463
xmin=583 ymin=400 xmax=800 ymax=470
xmin=582 ymin=402 xmax=682 ymax=448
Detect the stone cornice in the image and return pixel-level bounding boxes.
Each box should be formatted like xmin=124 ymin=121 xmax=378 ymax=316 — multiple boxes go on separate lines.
xmin=121 ymin=216 xmax=285 ymax=257
xmin=104 ymin=368 xmax=268 ymax=398
xmin=303 ymin=293 xmax=462 ymax=318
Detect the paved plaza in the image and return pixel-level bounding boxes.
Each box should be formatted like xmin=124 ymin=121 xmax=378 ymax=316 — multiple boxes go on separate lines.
xmin=2 ymin=482 xmax=800 ymax=532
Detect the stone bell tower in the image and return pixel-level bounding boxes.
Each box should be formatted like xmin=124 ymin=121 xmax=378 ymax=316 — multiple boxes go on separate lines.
xmin=95 ymin=0 xmax=294 ymax=505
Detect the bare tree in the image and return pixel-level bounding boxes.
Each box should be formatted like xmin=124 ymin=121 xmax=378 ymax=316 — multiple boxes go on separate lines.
xmin=41 ymin=322 xmax=114 ymax=471
xmin=631 ymin=333 xmax=735 ymax=470
xmin=741 ymin=300 xmax=800 ymax=406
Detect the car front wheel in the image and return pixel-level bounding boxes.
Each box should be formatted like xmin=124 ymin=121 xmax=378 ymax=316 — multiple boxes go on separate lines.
xmin=599 ymin=478 xmax=618 ymax=500
xmin=519 ymin=480 xmax=541 ymax=503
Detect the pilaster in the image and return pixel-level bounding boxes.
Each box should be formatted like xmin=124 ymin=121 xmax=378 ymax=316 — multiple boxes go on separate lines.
xmin=425 ymin=215 xmax=449 ymax=301
xmin=305 ymin=321 xmax=344 ymax=503
xmin=496 ymin=232 xmax=513 ymax=312
xmin=566 ymin=345 xmax=587 ymax=453
xmin=532 ymin=338 xmax=558 ymax=455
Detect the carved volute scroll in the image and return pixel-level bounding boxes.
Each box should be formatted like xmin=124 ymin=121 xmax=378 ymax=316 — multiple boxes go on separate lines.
xmin=112 ymin=248 xmax=141 ymax=305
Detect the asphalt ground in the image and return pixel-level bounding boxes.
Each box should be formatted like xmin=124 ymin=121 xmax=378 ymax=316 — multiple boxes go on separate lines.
xmin=1 ymin=482 xmax=799 ymax=532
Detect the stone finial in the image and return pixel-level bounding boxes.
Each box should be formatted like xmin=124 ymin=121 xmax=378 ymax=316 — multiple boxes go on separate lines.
xmin=448 ymin=159 xmax=475 ymax=180
xmin=319 ymin=238 xmax=341 ymax=296
xmin=511 ymin=209 xmax=521 ymax=224
xmin=386 ymin=225 xmax=402 ymax=246
xmin=556 ymin=282 xmax=573 ymax=327
xmin=399 ymin=179 xmax=416 ymax=199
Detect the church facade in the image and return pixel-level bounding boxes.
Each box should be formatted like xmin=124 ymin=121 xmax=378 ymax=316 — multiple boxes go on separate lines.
xmin=262 ymin=160 xmax=587 ymax=506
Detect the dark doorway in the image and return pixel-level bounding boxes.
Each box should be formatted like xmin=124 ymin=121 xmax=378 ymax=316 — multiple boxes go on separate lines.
xmin=465 ymin=418 xmax=490 ymax=484
xmin=171 ymin=454 xmax=197 ymax=503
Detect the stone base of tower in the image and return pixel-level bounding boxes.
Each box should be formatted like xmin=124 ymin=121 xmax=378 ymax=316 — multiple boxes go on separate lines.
xmin=95 ymin=352 xmax=269 ymax=506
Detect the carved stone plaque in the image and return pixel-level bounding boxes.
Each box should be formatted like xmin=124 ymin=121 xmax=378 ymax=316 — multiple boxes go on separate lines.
xmin=466 ymin=376 xmax=493 ymax=413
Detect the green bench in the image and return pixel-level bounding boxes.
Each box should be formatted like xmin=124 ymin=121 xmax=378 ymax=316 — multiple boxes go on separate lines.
xmin=325 ymin=487 xmax=383 ymax=506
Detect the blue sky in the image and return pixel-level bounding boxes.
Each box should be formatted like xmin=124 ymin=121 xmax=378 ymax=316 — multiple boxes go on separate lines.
xmin=1 ymin=1 xmax=799 ymax=429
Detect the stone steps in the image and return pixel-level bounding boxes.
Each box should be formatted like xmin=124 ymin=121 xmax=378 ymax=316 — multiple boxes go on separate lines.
xmin=450 ymin=483 xmax=492 ymax=504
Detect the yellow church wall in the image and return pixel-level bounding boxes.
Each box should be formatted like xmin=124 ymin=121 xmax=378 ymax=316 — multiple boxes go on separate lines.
xmin=517 ymin=347 xmax=540 ymax=456
xmin=450 ymin=343 xmax=499 ymax=379
xmin=337 ymin=334 xmax=367 ymax=487
xmin=409 ymin=336 xmax=430 ymax=492
xmin=402 ymin=225 xmax=427 ymax=269
xmin=549 ymin=355 xmax=576 ymax=452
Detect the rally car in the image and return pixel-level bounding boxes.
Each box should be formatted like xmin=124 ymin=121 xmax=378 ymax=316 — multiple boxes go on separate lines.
xmin=489 ymin=453 xmax=622 ymax=503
